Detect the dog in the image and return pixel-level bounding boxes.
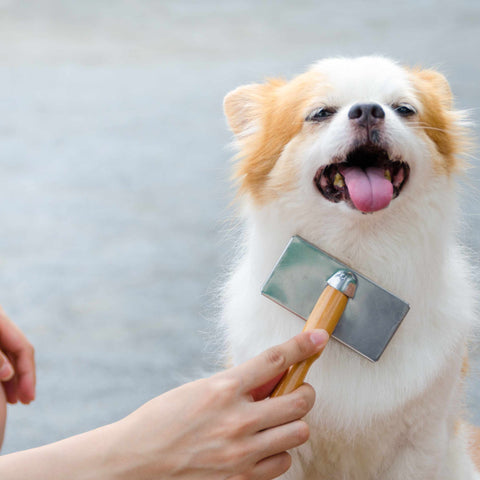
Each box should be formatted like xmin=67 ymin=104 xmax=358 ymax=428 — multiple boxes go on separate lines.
xmin=222 ymin=56 xmax=480 ymax=479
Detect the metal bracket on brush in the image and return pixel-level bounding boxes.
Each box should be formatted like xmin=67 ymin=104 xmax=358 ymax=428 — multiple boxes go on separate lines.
xmin=327 ymin=270 xmax=357 ymax=298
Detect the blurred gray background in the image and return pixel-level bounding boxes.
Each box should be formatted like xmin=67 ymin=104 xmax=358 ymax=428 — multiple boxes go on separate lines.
xmin=1 ymin=0 xmax=479 ymax=454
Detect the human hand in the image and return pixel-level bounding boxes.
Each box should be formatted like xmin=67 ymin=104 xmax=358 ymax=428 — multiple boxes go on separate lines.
xmin=110 ymin=329 xmax=329 ymax=480
xmin=0 ymin=307 xmax=36 ymax=404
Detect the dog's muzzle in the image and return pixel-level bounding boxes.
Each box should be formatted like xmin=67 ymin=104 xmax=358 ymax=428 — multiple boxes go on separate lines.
xmin=314 ymin=143 xmax=410 ymax=213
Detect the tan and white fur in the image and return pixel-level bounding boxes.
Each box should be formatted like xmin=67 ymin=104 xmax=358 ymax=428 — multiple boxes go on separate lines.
xmin=222 ymin=56 xmax=480 ymax=479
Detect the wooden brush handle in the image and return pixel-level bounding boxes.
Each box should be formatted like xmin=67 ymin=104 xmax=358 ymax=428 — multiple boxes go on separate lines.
xmin=270 ymin=285 xmax=348 ymax=397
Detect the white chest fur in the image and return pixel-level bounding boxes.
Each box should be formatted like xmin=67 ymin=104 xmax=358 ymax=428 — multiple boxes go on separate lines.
xmin=221 ymin=191 xmax=476 ymax=478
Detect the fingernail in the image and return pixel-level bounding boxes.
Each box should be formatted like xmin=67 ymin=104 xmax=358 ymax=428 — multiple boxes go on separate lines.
xmin=0 ymin=360 xmax=14 ymax=381
xmin=310 ymin=330 xmax=329 ymax=347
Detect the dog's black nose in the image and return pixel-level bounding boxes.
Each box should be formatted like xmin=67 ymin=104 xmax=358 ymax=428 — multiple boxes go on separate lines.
xmin=348 ymin=103 xmax=385 ymax=126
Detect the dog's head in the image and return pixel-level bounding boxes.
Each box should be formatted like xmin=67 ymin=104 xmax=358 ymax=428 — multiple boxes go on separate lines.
xmin=224 ymin=57 xmax=468 ymax=225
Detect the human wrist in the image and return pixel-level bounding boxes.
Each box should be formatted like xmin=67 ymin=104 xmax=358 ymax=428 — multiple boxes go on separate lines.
xmin=81 ymin=420 xmax=137 ymax=480
xmin=0 ymin=422 xmax=121 ymax=480
xmin=105 ymin=411 xmax=176 ymax=480
xmin=100 ymin=418 xmax=138 ymax=480
xmin=49 ymin=422 xmax=124 ymax=480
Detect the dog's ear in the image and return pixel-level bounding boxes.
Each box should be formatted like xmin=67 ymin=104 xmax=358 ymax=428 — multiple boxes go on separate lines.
xmin=224 ymin=80 xmax=286 ymax=138
xmin=223 ymin=84 xmax=265 ymax=137
xmin=410 ymin=67 xmax=469 ymax=173
xmin=411 ymin=68 xmax=453 ymax=109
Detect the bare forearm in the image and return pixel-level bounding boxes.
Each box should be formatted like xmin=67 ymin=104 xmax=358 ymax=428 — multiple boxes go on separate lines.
xmin=0 ymin=331 xmax=328 ymax=480
xmin=0 ymin=423 xmax=120 ymax=480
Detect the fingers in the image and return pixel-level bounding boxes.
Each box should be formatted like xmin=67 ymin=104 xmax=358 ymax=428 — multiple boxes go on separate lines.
xmin=12 ymin=348 xmax=36 ymax=404
xmin=0 ymin=350 xmax=14 ymax=382
xmin=232 ymin=330 xmax=329 ymax=394
xmin=0 ymin=382 xmax=6 ymax=448
xmin=252 ymin=452 xmax=291 ymax=480
xmin=249 ymin=372 xmax=285 ymax=402
xmin=255 ymin=383 xmax=315 ymax=432
xmin=0 ymin=307 xmax=36 ymax=404
xmin=2 ymin=376 xmax=18 ymax=404
xmin=252 ymin=419 xmax=310 ymax=462
xmin=229 ymin=452 xmax=292 ymax=480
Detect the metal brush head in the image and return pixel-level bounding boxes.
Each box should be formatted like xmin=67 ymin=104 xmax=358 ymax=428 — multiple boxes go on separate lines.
xmin=261 ymin=236 xmax=410 ymax=362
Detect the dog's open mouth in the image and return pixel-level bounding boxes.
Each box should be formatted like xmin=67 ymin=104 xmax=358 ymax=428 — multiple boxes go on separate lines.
xmin=314 ymin=145 xmax=410 ymax=213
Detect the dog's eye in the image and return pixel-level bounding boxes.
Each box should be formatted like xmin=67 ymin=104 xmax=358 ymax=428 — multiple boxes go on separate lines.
xmin=306 ymin=107 xmax=337 ymax=122
xmin=394 ymin=104 xmax=417 ymax=117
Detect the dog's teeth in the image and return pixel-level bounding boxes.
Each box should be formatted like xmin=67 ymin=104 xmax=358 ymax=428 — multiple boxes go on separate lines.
xmin=333 ymin=172 xmax=345 ymax=188
xmin=384 ymin=169 xmax=392 ymax=182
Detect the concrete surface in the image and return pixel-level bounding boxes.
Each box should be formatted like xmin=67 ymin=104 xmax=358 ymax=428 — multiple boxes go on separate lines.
xmin=0 ymin=0 xmax=479 ymax=454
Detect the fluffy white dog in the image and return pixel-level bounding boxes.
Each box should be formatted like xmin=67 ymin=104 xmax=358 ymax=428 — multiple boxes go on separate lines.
xmin=222 ymin=56 xmax=479 ymax=479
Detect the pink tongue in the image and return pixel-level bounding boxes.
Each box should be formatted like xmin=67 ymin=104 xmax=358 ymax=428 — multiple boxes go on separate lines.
xmin=340 ymin=167 xmax=393 ymax=213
